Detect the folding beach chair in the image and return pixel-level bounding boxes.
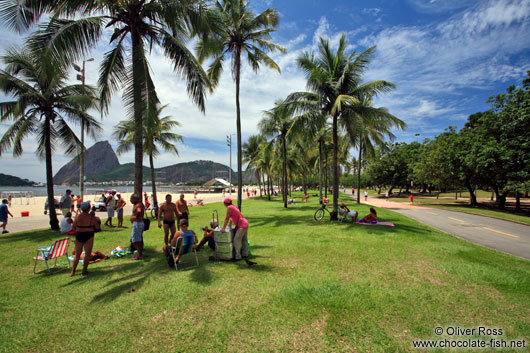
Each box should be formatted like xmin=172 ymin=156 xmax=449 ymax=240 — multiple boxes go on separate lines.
xmin=33 ymin=237 xmax=71 ymax=274
xmin=169 ymin=235 xmax=198 ymax=271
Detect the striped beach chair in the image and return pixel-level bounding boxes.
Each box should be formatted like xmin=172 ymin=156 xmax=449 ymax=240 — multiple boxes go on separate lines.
xmin=169 ymin=235 xmax=198 ymax=270
xmin=33 ymin=237 xmax=71 ymax=274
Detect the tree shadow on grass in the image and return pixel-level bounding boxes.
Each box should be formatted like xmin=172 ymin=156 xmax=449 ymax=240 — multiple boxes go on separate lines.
xmin=0 ymin=229 xmax=63 ymax=245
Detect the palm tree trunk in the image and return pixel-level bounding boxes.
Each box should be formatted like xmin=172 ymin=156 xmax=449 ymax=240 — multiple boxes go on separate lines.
xmin=282 ymin=134 xmax=287 ymax=208
xmin=149 ymin=153 xmax=158 ymax=210
xmin=357 ymin=143 xmax=362 ymax=204
xmin=132 ymin=30 xmax=144 ymax=197
xmin=235 ymin=50 xmax=243 ymax=211
xmin=45 ymin=117 xmax=59 ymax=230
xmin=331 ymin=115 xmax=339 ymax=219
xmin=324 ymin=150 xmax=328 ymax=198
xmin=319 ymin=138 xmax=323 ymax=202
xmin=256 ymin=170 xmax=262 ymax=197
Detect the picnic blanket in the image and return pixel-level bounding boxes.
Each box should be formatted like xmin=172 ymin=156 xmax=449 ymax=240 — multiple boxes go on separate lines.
xmin=356 ymin=221 xmax=395 ymax=227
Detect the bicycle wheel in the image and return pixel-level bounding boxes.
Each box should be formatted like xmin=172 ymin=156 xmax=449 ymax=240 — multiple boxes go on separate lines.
xmin=314 ymin=208 xmax=325 ymax=221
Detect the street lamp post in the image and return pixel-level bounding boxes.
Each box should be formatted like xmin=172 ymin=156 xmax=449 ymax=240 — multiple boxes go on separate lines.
xmin=414 ymin=133 xmax=420 ymax=143
xmin=73 ymin=58 xmax=94 ymax=201
xmin=226 ymin=134 xmax=234 ymax=195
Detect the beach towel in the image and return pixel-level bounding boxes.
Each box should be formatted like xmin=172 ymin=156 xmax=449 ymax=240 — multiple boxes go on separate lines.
xmin=356 ymin=221 xmax=395 ymax=227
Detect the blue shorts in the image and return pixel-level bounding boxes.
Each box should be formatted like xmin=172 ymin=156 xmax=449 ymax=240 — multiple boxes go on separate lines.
xmin=0 ymin=217 xmax=6 ymax=223
xmin=130 ymin=221 xmax=145 ymax=243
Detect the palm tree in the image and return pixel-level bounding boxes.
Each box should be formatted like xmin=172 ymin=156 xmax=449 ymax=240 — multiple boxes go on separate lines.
xmin=252 ymin=140 xmax=274 ymax=200
xmin=341 ymin=96 xmax=405 ymax=203
xmin=258 ymin=100 xmax=293 ymax=208
xmin=113 ymin=104 xmax=182 ymax=210
xmin=1 ymin=0 xmax=210 ymax=197
xmin=287 ymin=34 xmax=397 ymax=218
xmin=243 ymin=134 xmax=265 ymax=197
xmin=0 ymin=47 xmax=100 ymax=229
xmin=196 ymin=0 xmax=286 ymax=210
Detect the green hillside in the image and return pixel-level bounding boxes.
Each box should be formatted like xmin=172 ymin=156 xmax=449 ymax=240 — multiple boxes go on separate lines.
xmin=0 ymin=173 xmax=35 ymax=186
xmin=86 ymin=163 xmax=150 ymax=182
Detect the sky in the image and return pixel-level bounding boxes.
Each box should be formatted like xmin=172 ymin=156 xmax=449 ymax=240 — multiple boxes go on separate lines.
xmin=1 ymin=0 xmax=529 ymax=182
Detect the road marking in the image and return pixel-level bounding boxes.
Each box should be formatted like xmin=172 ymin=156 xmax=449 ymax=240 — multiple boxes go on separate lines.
xmin=483 ymin=227 xmax=519 ymax=238
xmin=426 ymin=211 xmax=438 ymax=215
xmin=448 ymin=217 xmax=466 ymax=223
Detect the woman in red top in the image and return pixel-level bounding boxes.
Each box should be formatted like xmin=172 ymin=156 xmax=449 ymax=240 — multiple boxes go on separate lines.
xmin=360 ymin=208 xmax=378 ymax=223
xmin=220 ymin=197 xmax=249 ymax=260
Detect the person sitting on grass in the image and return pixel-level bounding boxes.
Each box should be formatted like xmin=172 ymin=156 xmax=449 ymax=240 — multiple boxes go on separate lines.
xmin=321 ymin=197 xmax=329 ymax=204
xmin=339 ymin=203 xmax=358 ymax=223
xmin=359 ymin=208 xmax=378 ymax=224
xmin=162 ymin=219 xmax=196 ymax=263
xmin=301 ymin=193 xmax=309 ymax=202
xmin=195 ymin=220 xmax=218 ymax=251
xmin=60 ymin=212 xmax=76 ymax=235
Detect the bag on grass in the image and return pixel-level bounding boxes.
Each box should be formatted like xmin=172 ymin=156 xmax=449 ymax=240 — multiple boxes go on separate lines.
xmin=143 ymin=217 xmax=150 ymax=231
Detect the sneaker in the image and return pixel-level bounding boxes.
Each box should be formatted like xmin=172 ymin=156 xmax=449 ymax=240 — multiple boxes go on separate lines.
xmin=2 ymin=230 xmax=8 ymax=234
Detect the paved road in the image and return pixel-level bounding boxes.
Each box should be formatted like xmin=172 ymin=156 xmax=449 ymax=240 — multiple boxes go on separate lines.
xmin=345 ymin=191 xmax=530 ymax=260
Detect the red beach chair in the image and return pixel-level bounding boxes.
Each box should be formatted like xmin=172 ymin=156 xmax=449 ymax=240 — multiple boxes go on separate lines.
xmin=33 ymin=238 xmax=71 ymax=274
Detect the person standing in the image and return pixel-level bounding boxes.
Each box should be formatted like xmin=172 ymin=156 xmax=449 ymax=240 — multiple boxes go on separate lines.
xmin=59 ymin=189 xmax=72 ymax=216
xmin=385 ymin=191 xmax=389 ymax=202
xmin=115 ymin=193 xmax=127 ymax=228
xmin=220 ymin=197 xmax=249 ymax=261
xmin=176 ymin=193 xmax=190 ymax=230
xmin=75 ymin=195 xmax=83 ymax=215
xmin=0 ymin=199 xmax=14 ymax=234
xmin=158 ymin=194 xmax=178 ymax=247
xmin=71 ymin=202 xmax=100 ymax=276
xmin=129 ymin=194 xmax=145 ymax=260
xmin=104 ymin=190 xmax=117 ymax=227
xmin=364 ymin=191 xmax=368 ymax=201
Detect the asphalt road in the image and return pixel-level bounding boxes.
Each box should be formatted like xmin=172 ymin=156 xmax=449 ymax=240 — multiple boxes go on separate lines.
xmin=345 ymin=191 xmax=530 ymax=260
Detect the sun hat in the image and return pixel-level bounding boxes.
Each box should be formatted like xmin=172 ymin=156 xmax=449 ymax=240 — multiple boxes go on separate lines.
xmin=223 ymin=197 xmax=232 ymax=204
xmin=80 ymin=201 xmax=91 ymax=211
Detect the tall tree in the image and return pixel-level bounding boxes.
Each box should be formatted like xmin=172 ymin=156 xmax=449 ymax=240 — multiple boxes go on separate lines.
xmin=287 ymin=34 xmax=396 ymax=217
xmin=196 ymin=0 xmax=285 ymax=210
xmin=1 ymin=0 xmax=210 ymax=197
xmin=258 ymin=100 xmax=292 ymax=208
xmin=113 ymin=104 xmax=182 ymax=210
xmin=0 ymin=47 xmax=100 ymax=229
xmin=243 ymin=134 xmax=265 ymax=197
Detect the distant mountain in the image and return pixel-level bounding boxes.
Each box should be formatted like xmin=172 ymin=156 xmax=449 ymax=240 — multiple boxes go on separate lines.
xmin=55 ymin=141 xmax=255 ymax=185
xmin=0 ymin=173 xmax=35 ymax=186
xmin=86 ymin=163 xmax=150 ymax=182
xmin=54 ymin=141 xmax=120 ymax=184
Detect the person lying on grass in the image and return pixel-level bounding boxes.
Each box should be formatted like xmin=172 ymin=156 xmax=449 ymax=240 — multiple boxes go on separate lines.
xmin=359 ymin=208 xmax=378 ymax=224
xmin=72 ymin=249 xmax=109 ymax=263
xmin=339 ymin=203 xmax=358 ymax=223
xmin=195 ymin=220 xmax=217 ymax=251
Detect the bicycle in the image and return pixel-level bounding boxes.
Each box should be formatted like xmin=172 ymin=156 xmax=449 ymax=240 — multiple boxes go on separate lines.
xmin=150 ymin=206 xmax=159 ymax=220
xmin=314 ymin=202 xmax=331 ymax=221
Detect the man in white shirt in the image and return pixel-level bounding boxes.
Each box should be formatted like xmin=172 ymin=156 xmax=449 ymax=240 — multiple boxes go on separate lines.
xmin=104 ymin=190 xmax=117 ymax=227
xmin=60 ymin=212 xmax=74 ymax=234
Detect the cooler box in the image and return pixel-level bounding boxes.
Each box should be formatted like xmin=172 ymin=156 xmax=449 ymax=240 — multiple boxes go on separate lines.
xmin=213 ymin=227 xmax=232 ymax=243
xmin=215 ymin=243 xmax=233 ymax=260
xmin=21 ymin=211 xmax=29 ymax=217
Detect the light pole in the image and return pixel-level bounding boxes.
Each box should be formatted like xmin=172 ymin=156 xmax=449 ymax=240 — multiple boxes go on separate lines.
xmin=226 ymin=134 xmax=234 ymax=195
xmin=73 ymin=58 xmax=94 ymax=201
xmin=414 ymin=133 xmax=420 ymax=143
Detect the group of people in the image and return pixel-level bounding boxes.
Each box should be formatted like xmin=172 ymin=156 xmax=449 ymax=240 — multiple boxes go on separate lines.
xmin=157 ymin=194 xmax=250 ymax=263
xmin=338 ymin=203 xmax=378 ymax=224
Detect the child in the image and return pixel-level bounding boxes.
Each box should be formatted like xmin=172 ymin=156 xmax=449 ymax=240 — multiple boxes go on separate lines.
xmin=0 ymin=199 xmax=14 ymax=234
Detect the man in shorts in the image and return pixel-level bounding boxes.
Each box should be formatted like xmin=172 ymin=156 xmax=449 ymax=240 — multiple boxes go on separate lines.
xmin=59 ymin=189 xmax=72 ymax=216
xmin=176 ymin=193 xmax=190 ymax=230
xmin=339 ymin=203 xmax=358 ymax=223
xmin=158 ymin=194 xmax=178 ymax=247
xmin=115 ymin=193 xmax=127 ymax=228
xmin=1 ymin=199 xmax=14 ymax=234
xmin=104 ymin=190 xmax=117 ymax=227
xmin=129 ymin=194 xmax=145 ymax=260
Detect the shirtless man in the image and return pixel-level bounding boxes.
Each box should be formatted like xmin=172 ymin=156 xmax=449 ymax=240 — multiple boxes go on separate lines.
xmin=176 ymin=193 xmax=190 ymax=230
xmin=129 ymin=194 xmax=145 ymax=260
xmin=157 ymin=194 xmax=178 ymax=246
xmin=115 ymin=193 xmax=127 ymax=228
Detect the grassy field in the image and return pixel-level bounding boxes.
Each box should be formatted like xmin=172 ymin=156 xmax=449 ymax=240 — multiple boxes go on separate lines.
xmin=1 ymin=192 xmax=529 ymax=352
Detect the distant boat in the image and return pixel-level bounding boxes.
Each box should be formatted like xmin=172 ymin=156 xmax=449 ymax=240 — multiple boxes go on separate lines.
xmin=33 ymin=182 xmax=45 ymax=187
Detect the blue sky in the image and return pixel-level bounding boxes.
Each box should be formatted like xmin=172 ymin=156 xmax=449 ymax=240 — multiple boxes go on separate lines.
xmin=1 ymin=0 xmax=529 ymax=182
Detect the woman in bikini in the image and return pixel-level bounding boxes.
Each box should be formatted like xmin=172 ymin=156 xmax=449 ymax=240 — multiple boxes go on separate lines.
xmin=71 ymin=202 xmax=100 ymax=276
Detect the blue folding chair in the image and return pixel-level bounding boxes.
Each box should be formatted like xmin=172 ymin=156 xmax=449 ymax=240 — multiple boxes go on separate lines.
xmin=169 ymin=235 xmax=198 ymax=270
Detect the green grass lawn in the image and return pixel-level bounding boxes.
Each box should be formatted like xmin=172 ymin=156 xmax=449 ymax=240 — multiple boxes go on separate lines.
xmin=1 ymin=192 xmax=529 ymax=352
